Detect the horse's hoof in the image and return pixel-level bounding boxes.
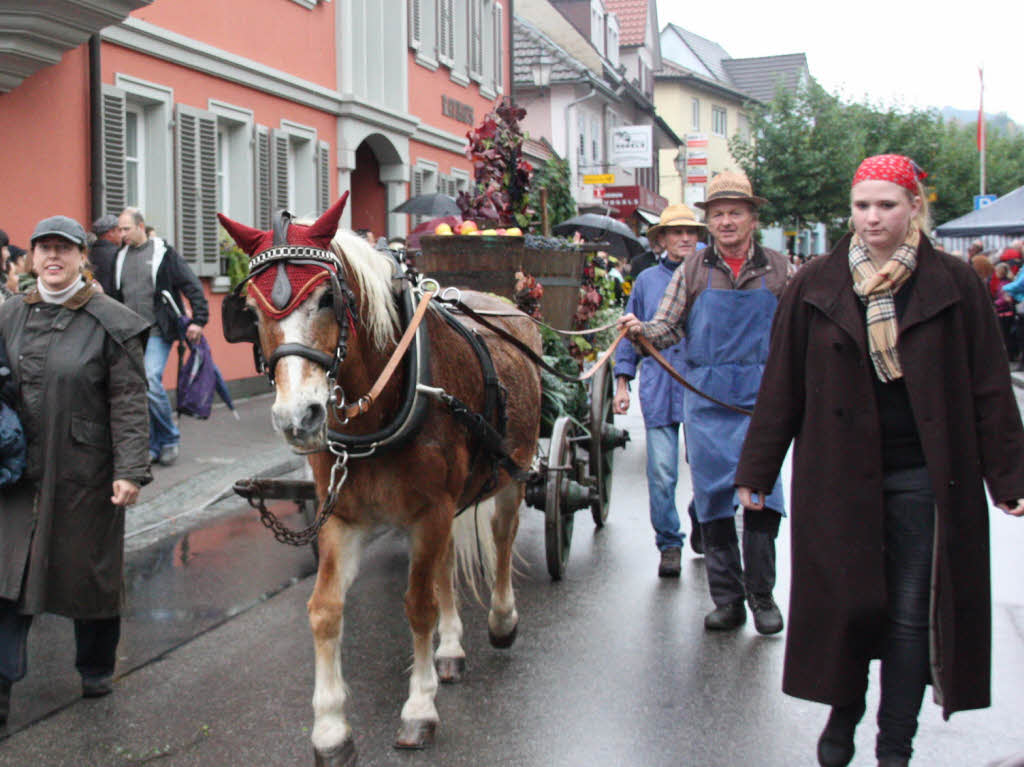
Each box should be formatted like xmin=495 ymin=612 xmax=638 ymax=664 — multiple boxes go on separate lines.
xmin=436 ymin=655 xmax=466 ymax=684
xmin=314 ymin=737 xmax=357 ymax=767
xmin=394 ymin=718 xmax=437 ymax=750
xmin=488 ymin=621 xmax=518 ymax=649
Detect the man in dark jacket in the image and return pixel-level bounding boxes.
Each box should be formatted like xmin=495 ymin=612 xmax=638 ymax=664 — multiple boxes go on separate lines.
xmin=88 ymin=214 xmax=120 ymax=295
xmin=114 ymin=208 xmax=208 ymax=466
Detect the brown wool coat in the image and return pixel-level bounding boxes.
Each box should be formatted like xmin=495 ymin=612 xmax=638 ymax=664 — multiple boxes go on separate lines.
xmin=735 ymin=234 xmax=1024 ymax=718
xmin=0 ymin=286 xmax=151 ymax=619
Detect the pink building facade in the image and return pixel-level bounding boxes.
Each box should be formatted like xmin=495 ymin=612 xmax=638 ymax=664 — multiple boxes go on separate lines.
xmin=0 ymin=0 xmax=508 ymax=389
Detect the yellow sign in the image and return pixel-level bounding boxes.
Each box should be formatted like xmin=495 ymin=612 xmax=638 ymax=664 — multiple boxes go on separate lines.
xmin=583 ymin=174 xmax=615 ymax=185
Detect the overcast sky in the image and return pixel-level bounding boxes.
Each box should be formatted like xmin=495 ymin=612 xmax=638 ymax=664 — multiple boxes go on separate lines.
xmin=655 ymin=0 xmax=1022 ymax=124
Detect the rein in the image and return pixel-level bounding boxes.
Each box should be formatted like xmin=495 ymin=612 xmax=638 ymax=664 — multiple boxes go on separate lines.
xmin=433 ymin=294 xmax=754 ymax=416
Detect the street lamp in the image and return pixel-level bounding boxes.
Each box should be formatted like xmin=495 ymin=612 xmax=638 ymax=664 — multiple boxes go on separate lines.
xmin=530 ymin=56 xmax=553 ymax=90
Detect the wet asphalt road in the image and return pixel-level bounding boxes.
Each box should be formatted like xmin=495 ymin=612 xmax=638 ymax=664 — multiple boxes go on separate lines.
xmin=1 ymin=406 xmax=1024 ymax=766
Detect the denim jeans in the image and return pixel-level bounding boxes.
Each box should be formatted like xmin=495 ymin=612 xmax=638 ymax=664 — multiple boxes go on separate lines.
xmin=877 ymin=466 xmax=935 ymax=761
xmin=145 ymin=331 xmax=180 ymax=457
xmin=645 ymin=424 xmax=685 ymax=551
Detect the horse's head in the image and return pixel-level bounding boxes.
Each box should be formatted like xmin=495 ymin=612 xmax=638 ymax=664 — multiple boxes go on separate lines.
xmin=219 ymin=195 xmax=361 ymax=450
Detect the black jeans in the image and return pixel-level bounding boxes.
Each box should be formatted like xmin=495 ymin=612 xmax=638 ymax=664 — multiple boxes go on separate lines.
xmin=877 ymin=466 xmax=935 ymax=760
xmin=0 ymin=599 xmax=120 ymax=683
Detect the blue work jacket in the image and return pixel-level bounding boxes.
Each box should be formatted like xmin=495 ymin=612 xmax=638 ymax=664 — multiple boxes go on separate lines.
xmin=614 ymin=258 xmax=687 ymax=428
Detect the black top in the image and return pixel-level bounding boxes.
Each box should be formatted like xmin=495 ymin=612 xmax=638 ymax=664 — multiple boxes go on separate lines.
xmin=861 ymin=271 xmax=926 ymax=471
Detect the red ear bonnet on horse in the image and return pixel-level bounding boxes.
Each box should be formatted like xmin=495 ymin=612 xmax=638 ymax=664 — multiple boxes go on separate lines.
xmin=218 ymin=192 xmax=349 ymax=319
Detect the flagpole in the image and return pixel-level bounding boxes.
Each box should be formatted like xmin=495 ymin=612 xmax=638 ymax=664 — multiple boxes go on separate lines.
xmin=979 ymin=66 xmax=986 ymax=196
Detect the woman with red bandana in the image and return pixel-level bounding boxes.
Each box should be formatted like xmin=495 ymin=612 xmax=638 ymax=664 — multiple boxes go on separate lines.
xmin=734 ymin=155 xmax=1024 ymax=767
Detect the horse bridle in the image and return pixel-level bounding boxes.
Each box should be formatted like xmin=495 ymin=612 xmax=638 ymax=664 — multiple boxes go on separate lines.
xmin=221 ymin=211 xmax=357 ymax=388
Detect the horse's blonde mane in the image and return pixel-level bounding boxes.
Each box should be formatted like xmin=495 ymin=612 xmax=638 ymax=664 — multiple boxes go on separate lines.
xmin=329 ymin=229 xmax=400 ymax=350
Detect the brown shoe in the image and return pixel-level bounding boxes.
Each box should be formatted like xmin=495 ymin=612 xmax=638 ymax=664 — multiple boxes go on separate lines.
xmin=658 ymin=547 xmax=682 ymax=578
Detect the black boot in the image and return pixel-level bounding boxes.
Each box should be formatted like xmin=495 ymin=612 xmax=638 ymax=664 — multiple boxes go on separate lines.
xmin=703 ymin=525 xmax=746 ymax=631
xmin=817 ymin=699 xmax=866 ymax=767
xmin=742 ymin=511 xmax=783 ymax=635
xmin=687 ymin=500 xmax=703 ymax=555
xmin=0 ymin=677 xmax=11 ymax=725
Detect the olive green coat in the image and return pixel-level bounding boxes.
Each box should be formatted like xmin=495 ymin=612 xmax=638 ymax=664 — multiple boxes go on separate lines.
xmin=0 ymin=285 xmax=150 ymax=618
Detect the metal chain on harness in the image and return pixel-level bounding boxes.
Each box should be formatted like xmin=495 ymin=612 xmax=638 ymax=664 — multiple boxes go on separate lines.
xmin=242 ymin=448 xmax=350 ymax=546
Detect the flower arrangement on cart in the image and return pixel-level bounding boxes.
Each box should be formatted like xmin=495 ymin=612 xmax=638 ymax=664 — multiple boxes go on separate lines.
xmin=414 ymin=101 xmax=628 ymax=432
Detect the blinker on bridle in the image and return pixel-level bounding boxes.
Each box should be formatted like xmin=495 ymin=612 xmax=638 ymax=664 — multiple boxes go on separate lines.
xmin=240 ymin=210 xmax=358 ymax=387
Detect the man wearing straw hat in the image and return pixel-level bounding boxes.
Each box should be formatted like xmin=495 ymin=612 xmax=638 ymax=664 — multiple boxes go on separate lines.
xmin=613 ymin=203 xmax=705 ymax=578
xmin=619 ymin=171 xmax=792 ymax=634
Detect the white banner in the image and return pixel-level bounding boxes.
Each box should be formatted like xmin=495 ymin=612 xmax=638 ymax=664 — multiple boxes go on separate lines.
xmin=611 ymin=125 xmax=652 ymax=168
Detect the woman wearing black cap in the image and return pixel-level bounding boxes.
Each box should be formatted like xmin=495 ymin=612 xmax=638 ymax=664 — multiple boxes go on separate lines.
xmin=0 ymin=215 xmax=151 ymax=725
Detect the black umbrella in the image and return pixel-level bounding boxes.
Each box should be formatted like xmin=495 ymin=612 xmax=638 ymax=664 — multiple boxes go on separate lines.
xmin=552 ymin=213 xmax=645 ymax=261
xmin=392 ymin=193 xmax=461 ymax=217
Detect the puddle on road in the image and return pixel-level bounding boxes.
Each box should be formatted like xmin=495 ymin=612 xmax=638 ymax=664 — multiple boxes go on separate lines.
xmin=2 ymin=501 xmax=316 ymax=736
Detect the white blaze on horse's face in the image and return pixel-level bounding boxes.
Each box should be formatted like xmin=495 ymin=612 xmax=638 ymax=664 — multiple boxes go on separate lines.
xmin=260 ymin=285 xmax=339 ymax=450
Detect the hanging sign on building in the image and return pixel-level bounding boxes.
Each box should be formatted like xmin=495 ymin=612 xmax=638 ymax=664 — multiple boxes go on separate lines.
xmin=583 ymin=174 xmax=616 ymax=185
xmin=686 ymin=173 xmax=708 ymax=185
xmin=611 ymin=125 xmax=653 ymax=168
xmin=686 ymin=133 xmax=708 ymax=148
xmin=686 ymin=151 xmax=708 ymax=166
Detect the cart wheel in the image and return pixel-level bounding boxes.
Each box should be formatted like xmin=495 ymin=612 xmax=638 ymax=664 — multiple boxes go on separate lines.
xmin=301 ymin=499 xmax=320 ymax=564
xmin=545 ymin=416 xmax=577 ymax=580
xmin=588 ymin=361 xmax=615 ymax=526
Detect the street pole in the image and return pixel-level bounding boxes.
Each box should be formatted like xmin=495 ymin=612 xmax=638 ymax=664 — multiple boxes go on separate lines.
xmin=979 ymin=66 xmax=986 ymax=196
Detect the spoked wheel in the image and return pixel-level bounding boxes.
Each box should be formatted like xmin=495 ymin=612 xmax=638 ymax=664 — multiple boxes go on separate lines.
xmin=545 ymin=416 xmax=580 ymax=580
xmin=588 ymin=361 xmax=616 ymax=526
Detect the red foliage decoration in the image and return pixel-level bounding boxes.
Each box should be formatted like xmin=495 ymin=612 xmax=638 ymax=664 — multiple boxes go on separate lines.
xmin=457 ymin=101 xmax=534 ymax=228
xmin=513 ymin=271 xmax=544 ymax=319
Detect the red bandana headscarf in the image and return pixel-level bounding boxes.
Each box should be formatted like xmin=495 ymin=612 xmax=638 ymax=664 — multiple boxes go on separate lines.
xmin=851 ymin=154 xmax=927 ymax=194
xmin=218 ymin=193 xmax=349 ymax=319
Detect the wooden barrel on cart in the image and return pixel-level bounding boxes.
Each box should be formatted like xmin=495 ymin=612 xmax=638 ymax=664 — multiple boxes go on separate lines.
xmin=416 ymin=235 xmax=587 ymax=330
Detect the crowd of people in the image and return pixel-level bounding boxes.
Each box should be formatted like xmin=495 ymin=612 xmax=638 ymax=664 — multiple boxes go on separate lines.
xmin=616 ymin=158 xmax=1024 ymax=767
xmin=969 ymin=238 xmax=1024 ymax=367
xmin=0 ymin=208 xmax=207 ymax=725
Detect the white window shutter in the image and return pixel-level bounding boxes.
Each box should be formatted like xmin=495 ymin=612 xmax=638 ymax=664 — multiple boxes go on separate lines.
xmin=439 ymin=0 xmax=454 ymax=61
xmin=317 ymin=140 xmax=331 ymax=214
xmin=409 ymin=0 xmax=422 ymax=49
xmin=174 ymin=103 xmax=219 ymax=276
xmin=271 ymin=129 xmax=290 ymax=213
xmin=494 ymin=3 xmax=503 ymax=91
xmin=100 ymin=85 xmax=127 ymax=217
xmin=255 ymin=126 xmax=272 ymax=230
xmin=469 ymin=0 xmax=482 ymax=78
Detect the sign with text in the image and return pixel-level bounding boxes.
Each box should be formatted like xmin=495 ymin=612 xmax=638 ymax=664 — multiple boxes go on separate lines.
xmin=611 ymin=125 xmax=653 ymax=168
xmin=583 ymin=174 xmax=615 ymax=185
xmin=441 ymin=95 xmax=474 ymax=125
xmin=686 ymin=133 xmax=708 ymax=148
xmin=686 ymin=173 xmax=708 ymax=184
xmin=686 ymin=151 xmax=707 ymax=166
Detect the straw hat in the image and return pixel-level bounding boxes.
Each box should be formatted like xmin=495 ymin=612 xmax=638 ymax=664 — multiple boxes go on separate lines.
xmin=646 ymin=203 xmax=706 ymax=243
xmin=694 ymin=171 xmax=767 ymax=210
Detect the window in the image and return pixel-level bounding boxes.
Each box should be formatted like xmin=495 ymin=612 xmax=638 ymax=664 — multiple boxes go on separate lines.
xmin=493 ymin=2 xmax=503 ymax=92
xmin=125 ymin=106 xmax=145 ymax=210
xmin=410 ymin=0 xmax=438 ymax=69
xmin=468 ymin=0 xmax=483 ymax=80
xmin=438 ymin=0 xmax=454 ymax=64
xmin=411 ymin=160 xmax=438 ymax=227
xmin=712 ymin=106 xmax=727 ymax=137
xmin=691 ymin=98 xmax=700 ymax=131
xmin=216 ymin=128 xmax=229 ymax=214
xmin=102 ymin=76 xmax=174 ymax=241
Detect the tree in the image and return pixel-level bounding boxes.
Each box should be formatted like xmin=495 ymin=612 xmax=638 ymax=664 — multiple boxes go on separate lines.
xmin=731 ymin=83 xmax=1024 ymax=240
xmin=528 ymin=156 xmax=575 ymax=230
xmin=730 ymin=80 xmax=858 ymax=239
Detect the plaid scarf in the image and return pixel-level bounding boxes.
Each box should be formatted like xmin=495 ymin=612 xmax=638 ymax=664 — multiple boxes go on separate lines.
xmin=849 ymin=225 xmax=920 ymax=382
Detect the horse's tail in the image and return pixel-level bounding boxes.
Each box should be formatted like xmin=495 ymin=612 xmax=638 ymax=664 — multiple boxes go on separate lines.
xmin=451 ymin=497 xmax=497 ymax=605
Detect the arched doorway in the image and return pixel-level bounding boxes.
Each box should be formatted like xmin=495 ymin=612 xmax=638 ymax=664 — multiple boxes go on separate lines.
xmin=350 ymin=141 xmax=387 ymax=242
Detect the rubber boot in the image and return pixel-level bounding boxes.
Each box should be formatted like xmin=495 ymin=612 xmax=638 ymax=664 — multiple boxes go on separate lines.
xmin=743 ymin=510 xmax=784 ymax=635
xmin=703 ymin=532 xmax=746 ymax=630
xmin=0 ymin=677 xmax=10 ymax=725
xmin=687 ymin=500 xmax=703 ymax=555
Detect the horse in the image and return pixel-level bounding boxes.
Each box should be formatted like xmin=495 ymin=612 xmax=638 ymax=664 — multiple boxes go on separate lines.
xmin=218 ymin=194 xmax=542 ymax=766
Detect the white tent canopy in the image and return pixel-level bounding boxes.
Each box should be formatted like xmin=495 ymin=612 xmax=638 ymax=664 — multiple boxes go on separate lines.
xmin=935 ymin=186 xmax=1024 ymax=256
